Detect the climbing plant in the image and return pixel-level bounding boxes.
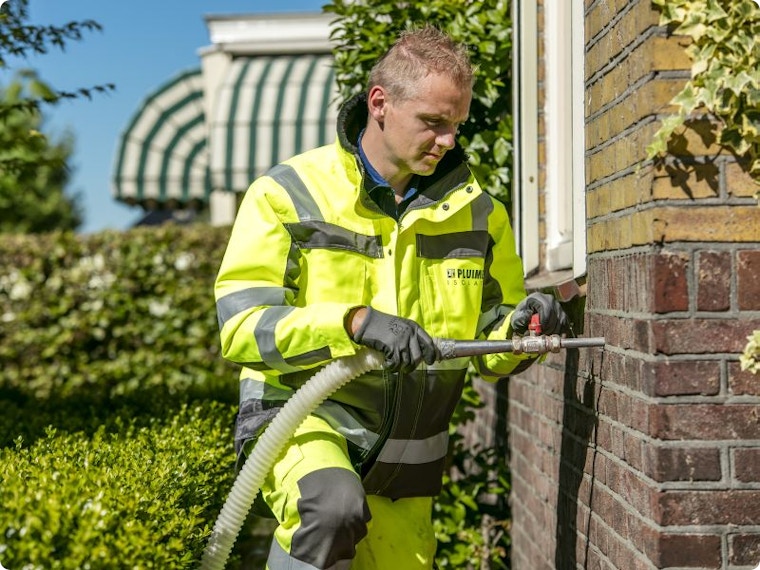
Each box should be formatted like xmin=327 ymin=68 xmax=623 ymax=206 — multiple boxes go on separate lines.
xmin=647 ymin=0 xmax=760 ymax=200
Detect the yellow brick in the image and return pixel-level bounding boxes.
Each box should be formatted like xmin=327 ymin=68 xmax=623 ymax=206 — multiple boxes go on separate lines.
xmin=586 ymin=0 xmax=653 ymax=76
xmin=587 ymin=39 xmax=675 ymax=117
xmin=656 ymin=206 xmax=760 ymax=242
xmin=587 ymin=185 xmax=610 ymax=220
xmin=585 ymin=203 xmax=758 ymax=253
xmin=587 ymin=123 xmax=659 ymax=183
xmin=666 ymin=119 xmax=728 ymax=157
xmin=587 ymin=219 xmax=611 ymax=251
xmin=651 ymin=36 xmax=692 ymax=72
xmin=652 ymin=162 xmax=720 ymax=200
xmin=725 ymin=162 xmax=760 ymax=198
xmin=588 ymin=113 xmax=610 ymax=147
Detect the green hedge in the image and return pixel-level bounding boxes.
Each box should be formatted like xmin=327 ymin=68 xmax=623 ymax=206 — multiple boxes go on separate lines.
xmin=0 ymin=404 xmax=237 ymax=569
xmin=0 ymin=225 xmax=237 ymax=405
xmin=0 ymin=225 xmax=261 ymax=568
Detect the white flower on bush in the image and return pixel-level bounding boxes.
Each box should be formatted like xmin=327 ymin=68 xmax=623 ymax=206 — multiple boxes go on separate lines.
xmin=1 ymin=270 xmax=33 ymax=300
xmin=87 ymin=272 xmax=116 ymax=290
xmin=79 ymin=254 xmax=105 ymax=272
xmin=1 ymin=312 xmax=15 ymax=323
xmin=82 ymin=299 xmax=105 ymax=312
xmin=69 ymin=254 xmax=116 ymax=290
xmin=9 ymin=280 xmax=32 ymax=301
xmin=174 ymin=252 xmax=194 ymax=271
xmin=149 ymin=299 xmax=170 ymax=317
xmin=45 ymin=274 xmax=63 ymax=291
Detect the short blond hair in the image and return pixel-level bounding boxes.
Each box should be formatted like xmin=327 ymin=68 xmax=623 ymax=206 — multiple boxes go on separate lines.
xmin=367 ymin=26 xmax=474 ymax=101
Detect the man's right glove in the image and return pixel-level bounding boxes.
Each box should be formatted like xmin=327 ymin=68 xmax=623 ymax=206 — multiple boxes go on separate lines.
xmin=510 ymin=292 xmax=569 ymax=336
xmin=352 ymin=307 xmax=438 ymax=373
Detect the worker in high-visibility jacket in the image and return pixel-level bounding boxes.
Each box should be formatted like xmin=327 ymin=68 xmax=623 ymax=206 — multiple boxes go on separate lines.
xmin=214 ymin=25 xmax=567 ymax=570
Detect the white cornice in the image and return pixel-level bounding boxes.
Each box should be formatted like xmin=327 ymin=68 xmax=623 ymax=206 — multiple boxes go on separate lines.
xmin=204 ymin=12 xmax=334 ymax=55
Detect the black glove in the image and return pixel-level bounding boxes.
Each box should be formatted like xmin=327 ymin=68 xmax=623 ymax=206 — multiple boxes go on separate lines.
xmin=353 ymin=307 xmax=438 ymax=373
xmin=510 ymin=292 xmax=568 ymax=336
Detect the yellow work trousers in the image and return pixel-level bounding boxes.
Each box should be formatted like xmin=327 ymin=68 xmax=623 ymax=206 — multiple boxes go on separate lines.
xmin=258 ymin=415 xmax=437 ymax=569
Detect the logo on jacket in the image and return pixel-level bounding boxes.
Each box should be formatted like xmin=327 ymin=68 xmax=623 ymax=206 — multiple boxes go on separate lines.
xmin=446 ymin=267 xmax=484 ymax=286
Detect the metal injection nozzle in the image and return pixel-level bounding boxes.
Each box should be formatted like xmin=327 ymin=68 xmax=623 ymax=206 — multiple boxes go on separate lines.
xmin=434 ymin=335 xmax=606 ymax=360
xmin=434 ymin=316 xmax=605 ymax=360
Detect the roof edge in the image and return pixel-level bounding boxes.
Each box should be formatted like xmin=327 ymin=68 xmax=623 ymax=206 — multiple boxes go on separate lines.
xmin=204 ymin=12 xmax=334 ymax=55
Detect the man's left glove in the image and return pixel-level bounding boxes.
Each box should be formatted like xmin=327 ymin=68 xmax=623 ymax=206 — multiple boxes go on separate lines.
xmin=510 ymin=292 xmax=569 ymax=336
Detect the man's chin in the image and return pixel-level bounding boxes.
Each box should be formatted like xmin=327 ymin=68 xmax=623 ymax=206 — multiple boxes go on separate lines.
xmin=414 ymin=161 xmax=439 ymax=176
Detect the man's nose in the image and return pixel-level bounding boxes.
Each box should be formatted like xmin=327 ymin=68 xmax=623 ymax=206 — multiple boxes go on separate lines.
xmin=436 ymin=127 xmax=457 ymax=150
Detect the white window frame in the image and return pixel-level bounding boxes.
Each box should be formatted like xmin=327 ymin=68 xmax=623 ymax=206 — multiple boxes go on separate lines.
xmin=513 ymin=0 xmax=587 ymax=278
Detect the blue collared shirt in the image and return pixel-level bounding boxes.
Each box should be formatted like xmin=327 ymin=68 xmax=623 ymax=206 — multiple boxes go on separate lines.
xmin=358 ymin=130 xmax=419 ymax=220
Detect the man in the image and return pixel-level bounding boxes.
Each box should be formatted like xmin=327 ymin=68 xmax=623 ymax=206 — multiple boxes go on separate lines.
xmin=214 ymin=25 xmax=567 ymax=570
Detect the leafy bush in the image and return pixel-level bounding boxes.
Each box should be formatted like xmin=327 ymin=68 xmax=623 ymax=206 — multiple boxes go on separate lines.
xmin=0 ymin=403 xmax=237 ymax=569
xmin=0 ymin=225 xmax=238 ymax=406
xmin=434 ymin=379 xmax=511 ymax=569
xmin=0 ymin=225 xmax=262 ymax=568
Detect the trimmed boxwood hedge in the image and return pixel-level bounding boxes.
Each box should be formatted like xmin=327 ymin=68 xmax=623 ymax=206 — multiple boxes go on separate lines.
xmin=0 ymin=404 xmax=237 ymax=569
xmin=0 ymin=225 xmax=266 ymax=569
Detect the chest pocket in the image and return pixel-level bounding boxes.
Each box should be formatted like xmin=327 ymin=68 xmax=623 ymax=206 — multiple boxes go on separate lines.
xmin=285 ymin=220 xmax=382 ymax=306
xmin=417 ymin=231 xmax=490 ymax=339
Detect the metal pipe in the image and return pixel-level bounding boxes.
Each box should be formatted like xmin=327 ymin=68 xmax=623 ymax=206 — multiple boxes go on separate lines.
xmin=435 ymin=335 xmax=605 ymax=360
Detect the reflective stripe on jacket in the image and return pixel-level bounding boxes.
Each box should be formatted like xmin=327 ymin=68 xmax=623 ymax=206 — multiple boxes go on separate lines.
xmin=214 ymin=93 xmax=530 ymax=500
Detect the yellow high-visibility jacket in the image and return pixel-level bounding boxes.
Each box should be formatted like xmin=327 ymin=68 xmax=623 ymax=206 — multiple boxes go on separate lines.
xmin=215 ymin=94 xmax=532 ymax=499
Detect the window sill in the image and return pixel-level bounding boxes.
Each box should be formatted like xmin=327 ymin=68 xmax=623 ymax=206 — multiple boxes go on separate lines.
xmin=524 ymin=269 xmax=586 ymax=302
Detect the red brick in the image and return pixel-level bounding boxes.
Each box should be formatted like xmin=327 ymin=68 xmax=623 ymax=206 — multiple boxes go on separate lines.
xmin=600 ymin=351 xmax=643 ymax=392
xmin=586 ymin=314 xmax=650 ymax=353
xmin=696 ymin=250 xmax=731 ymax=311
xmin=641 ymin=359 xmax=720 ymax=396
xmin=738 ymin=250 xmax=760 ymax=310
xmin=640 ymin=529 xmax=722 ymax=568
xmin=654 ymin=490 xmax=760 ymax=525
xmin=644 ymin=445 xmax=721 ymax=482
xmin=652 ymin=252 xmax=690 ymax=313
xmin=729 ymin=361 xmax=760 ymax=396
xmin=729 ymin=533 xmax=760 ymax=566
xmin=649 ymin=403 xmax=760 ymax=440
xmin=651 ymin=318 xmax=760 ymax=355
xmin=734 ymin=448 xmax=760 ymax=483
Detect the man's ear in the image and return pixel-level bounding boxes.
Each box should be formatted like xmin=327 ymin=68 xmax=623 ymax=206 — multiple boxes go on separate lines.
xmin=367 ymin=85 xmax=387 ymax=122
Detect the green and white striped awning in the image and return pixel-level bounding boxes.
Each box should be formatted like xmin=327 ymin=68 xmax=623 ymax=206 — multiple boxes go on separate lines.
xmin=112 ymin=69 xmax=210 ymax=207
xmin=209 ymin=54 xmax=339 ymax=193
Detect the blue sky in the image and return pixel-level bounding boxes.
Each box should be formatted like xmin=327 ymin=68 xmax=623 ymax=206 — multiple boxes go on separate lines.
xmin=3 ymin=0 xmax=325 ymax=233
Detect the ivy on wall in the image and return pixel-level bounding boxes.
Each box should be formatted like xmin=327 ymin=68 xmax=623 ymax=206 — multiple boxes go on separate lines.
xmin=647 ymin=0 xmax=760 ymax=199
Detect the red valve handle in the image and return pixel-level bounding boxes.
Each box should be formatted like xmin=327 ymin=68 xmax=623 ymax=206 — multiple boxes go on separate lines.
xmin=529 ymin=313 xmax=542 ymax=336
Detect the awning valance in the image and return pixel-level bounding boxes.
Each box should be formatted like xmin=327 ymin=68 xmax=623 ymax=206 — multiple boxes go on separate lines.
xmin=112 ymin=69 xmax=210 ymax=207
xmin=209 ymin=54 xmax=339 ymax=193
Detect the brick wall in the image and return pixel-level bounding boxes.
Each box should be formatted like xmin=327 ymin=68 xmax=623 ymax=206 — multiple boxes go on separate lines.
xmin=505 ymin=0 xmax=760 ymax=569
